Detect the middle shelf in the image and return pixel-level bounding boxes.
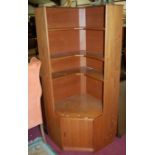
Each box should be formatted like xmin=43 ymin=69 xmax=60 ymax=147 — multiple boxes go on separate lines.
xmin=50 ymin=51 xmax=104 ymax=61
xmin=52 ymin=67 xmax=104 ymax=81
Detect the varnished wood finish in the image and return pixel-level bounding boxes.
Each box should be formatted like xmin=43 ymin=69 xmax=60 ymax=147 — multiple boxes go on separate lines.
xmin=53 ymin=74 xmax=81 ymax=101
xmin=86 ymin=30 xmax=104 ymax=53
xmin=103 ymin=4 xmax=123 ymax=146
xmin=86 ymin=57 xmax=103 ymax=72
xmin=47 ymin=27 xmax=105 ymax=31
xmin=35 ymin=7 xmax=62 ymax=147
xmin=92 ymin=5 xmax=123 ymax=151
xmin=86 ymin=76 xmax=103 ymax=100
xmin=35 ymin=5 xmax=123 ymax=152
xmin=55 ymin=94 xmax=102 ymax=118
xmin=52 ymin=67 xmax=104 ymax=81
xmin=86 ymin=7 xmax=105 ymax=28
xmin=93 ymin=115 xmax=105 ymax=150
xmin=86 ymin=52 xmax=104 ymax=61
xmin=48 ymin=30 xmax=80 ymax=53
xmin=51 ymin=51 xmax=104 ymax=61
xmin=51 ymin=56 xmax=80 ymax=72
xmin=60 ymin=118 xmax=93 ymax=150
xmin=46 ymin=8 xmax=79 ymax=28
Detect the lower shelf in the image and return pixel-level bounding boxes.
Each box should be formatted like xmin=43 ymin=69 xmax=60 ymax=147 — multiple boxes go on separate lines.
xmin=52 ymin=67 xmax=104 ymax=81
xmin=51 ymin=51 xmax=104 ymax=61
xmin=55 ymin=94 xmax=103 ymax=118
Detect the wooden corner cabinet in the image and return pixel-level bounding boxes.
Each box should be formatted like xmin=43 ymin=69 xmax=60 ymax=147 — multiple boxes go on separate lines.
xmin=35 ymin=5 xmax=123 ymax=152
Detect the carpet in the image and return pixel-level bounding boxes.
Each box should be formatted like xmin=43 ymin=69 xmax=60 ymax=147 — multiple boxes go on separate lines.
xmin=28 ymin=126 xmax=126 ymax=155
xmin=29 ymin=137 xmax=57 ymax=155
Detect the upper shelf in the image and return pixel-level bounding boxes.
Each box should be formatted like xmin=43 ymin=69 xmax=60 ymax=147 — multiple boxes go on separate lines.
xmin=52 ymin=67 xmax=104 ymax=81
xmin=51 ymin=51 xmax=104 ymax=61
xmin=48 ymin=27 xmax=105 ymax=31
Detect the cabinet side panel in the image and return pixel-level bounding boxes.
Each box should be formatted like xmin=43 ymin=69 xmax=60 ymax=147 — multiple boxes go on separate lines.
xmin=103 ymin=5 xmax=123 ymax=139
xmin=35 ymin=7 xmax=62 ymax=147
xmin=35 ymin=7 xmax=54 ymax=118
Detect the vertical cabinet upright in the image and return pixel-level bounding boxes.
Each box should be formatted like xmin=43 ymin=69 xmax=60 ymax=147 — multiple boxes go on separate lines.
xmin=35 ymin=5 xmax=123 ymax=151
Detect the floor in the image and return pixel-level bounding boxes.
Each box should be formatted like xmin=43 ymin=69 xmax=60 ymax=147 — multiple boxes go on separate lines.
xmin=28 ymin=126 xmax=126 ymax=155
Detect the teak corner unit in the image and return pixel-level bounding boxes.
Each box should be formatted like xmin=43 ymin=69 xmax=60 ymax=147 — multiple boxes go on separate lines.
xmin=35 ymin=5 xmax=123 ymax=152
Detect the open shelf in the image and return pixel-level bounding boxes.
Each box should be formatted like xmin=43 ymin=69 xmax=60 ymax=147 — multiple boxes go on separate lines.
xmin=51 ymin=51 xmax=104 ymax=61
xmin=86 ymin=68 xmax=104 ymax=81
xmin=51 ymin=51 xmax=84 ymax=59
xmin=87 ymin=52 xmax=104 ymax=61
xmin=86 ymin=27 xmax=105 ymax=31
xmin=36 ymin=6 xmax=123 ymax=151
xmin=48 ymin=27 xmax=105 ymax=31
xmin=55 ymin=94 xmax=103 ymax=118
xmin=52 ymin=67 xmax=104 ymax=81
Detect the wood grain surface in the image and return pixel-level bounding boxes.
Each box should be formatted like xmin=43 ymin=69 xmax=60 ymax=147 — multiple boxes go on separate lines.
xmin=35 ymin=5 xmax=123 ymax=151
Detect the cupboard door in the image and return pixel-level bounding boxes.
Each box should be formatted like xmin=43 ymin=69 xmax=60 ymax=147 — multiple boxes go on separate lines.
xmin=60 ymin=118 xmax=93 ymax=151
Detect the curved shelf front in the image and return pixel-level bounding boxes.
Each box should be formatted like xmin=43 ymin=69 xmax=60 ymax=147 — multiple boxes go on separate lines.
xmin=52 ymin=67 xmax=104 ymax=81
xmin=48 ymin=27 xmax=105 ymax=31
xmin=51 ymin=51 xmax=104 ymax=61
